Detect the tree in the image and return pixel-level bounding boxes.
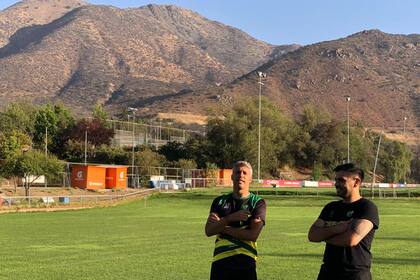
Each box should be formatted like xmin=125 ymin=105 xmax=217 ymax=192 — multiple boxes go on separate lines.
xmin=312 ymin=162 xmax=324 ymax=180
xmin=61 ymin=140 xmax=87 ymax=163
xmin=68 ymin=118 xmax=114 ymax=146
xmin=183 ymin=134 xmax=211 ymax=168
xmin=205 ymin=97 xmax=296 ymax=176
xmin=93 ymin=145 xmax=129 ymax=165
xmin=33 ymin=104 xmax=59 ymax=146
xmin=349 ymin=127 xmax=375 ymax=180
xmin=300 ymin=104 xmax=331 ymax=131
xmin=135 ymin=146 xmax=166 ymax=168
xmin=410 ymin=148 xmax=420 ymax=183
xmin=33 ymin=104 xmax=75 ymax=155
xmin=0 ymin=130 xmax=32 ymax=161
xmin=134 ymin=146 xmax=167 ymax=186
xmin=0 ymin=102 xmax=37 ymax=135
xmin=158 ymin=141 xmax=188 ymax=162
xmin=378 ymin=140 xmax=412 ymax=183
xmin=92 ymin=103 xmax=108 ymax=123
xmin=177 ymin=159 xmax=197 ymax=170
xmin=0 ymin=131 xmax=32 ymax=186
xmin=11 ymin=150 xmax=63 ymax=197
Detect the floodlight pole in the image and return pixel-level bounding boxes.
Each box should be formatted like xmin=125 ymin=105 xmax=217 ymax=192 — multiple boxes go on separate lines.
xmin=45 ymin=126 xmax=48 ymax=156
xmin=371 ymin=130 xmax=383 ymax=199
xmin=128 ymin=107 xmax=138 ymax=187
xmin=45 ymin=126 xmax=48 ymax=188
xmin=257 ymin=72 xmax=266 ymax=184
xmin=84 ymin=130 xmax=87 ymax=165
xmin=346 ymin=96 xmax=351 ymax=163
xmin=403 ymin=116 xmax=407 ymax=137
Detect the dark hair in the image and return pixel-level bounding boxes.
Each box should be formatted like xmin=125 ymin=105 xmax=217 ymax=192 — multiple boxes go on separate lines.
xmin=333 ymin=163 xmax=364 ymax=181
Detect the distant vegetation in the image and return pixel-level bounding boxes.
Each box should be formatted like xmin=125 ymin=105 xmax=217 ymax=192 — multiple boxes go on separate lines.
xmin=0 ymin=100 xmax=417 ymax=183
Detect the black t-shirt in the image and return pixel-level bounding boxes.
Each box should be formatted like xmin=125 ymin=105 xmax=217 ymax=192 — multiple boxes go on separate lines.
xmin=318 ymin=198 xmax=379 ymax=272
xmin=209 ymin=193 xmax=266 ymax=268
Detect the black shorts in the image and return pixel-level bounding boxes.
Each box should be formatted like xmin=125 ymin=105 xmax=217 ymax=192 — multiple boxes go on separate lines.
xmin=210 ymin=255 xmax=257 ymax=280
xmin=317 ymin=264 xmax=371 ymax=280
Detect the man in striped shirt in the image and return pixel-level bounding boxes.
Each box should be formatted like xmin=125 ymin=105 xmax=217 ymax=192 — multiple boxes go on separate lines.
xmin=205 ymin=161 xmax=266 ymax=280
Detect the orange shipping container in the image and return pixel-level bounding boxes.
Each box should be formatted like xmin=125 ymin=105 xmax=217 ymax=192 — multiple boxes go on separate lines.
xmin=106 ymin=166 xmax=128 ymax=189
xmin=71 ymin=165 xmax=106 ymax=190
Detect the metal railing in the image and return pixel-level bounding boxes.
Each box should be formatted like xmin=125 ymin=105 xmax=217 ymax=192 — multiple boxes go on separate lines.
xmin=0 ymin=189 xmax=158 ymax=211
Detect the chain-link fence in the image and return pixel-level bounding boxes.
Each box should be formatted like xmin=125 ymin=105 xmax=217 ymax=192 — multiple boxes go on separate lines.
xmin=107 ymin=119 xmax=202 ymax=148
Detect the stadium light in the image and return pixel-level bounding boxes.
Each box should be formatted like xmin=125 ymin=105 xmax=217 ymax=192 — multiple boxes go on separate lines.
xmin=403 ymin=116 xmax=407 ymax=137
xmin=345 ymin=96 xmax=351 ymax=163
xmin=128 ymin=107 xmax=138 ymax=187
xmin=257 ymin=71 xmax=266 ymax=183
xmin=371 ymin=129 xmax=383 ymax=198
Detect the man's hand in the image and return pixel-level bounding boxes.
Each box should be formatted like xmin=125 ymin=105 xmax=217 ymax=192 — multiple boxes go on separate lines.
xmin=222 ymin=217 xmax=264 ymax=242
xmin=208 ymin=212 xmax=221 ymax=223
xmin=225 ymin=210 xmax=251 ymax=223
xmin=205 ymin=210 xmax=252 ymax=237
xmin=205 ymin=212 xmax=228 ymax=237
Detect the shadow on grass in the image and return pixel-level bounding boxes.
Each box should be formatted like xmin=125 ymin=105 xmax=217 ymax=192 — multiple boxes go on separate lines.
xmin=263 ymin=253 xmax=420 ymax=266
xmin=264 ymin=253 xmax=320 ymax=258
xmin=374 ymin=257 xmax=420 ymax=265
xmin=377 ymin=236 xmax=420 ymax=242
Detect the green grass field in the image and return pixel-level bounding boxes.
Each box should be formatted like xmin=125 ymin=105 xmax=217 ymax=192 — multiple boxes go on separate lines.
xmin=0 ymin=190 xmax=419 ymax=279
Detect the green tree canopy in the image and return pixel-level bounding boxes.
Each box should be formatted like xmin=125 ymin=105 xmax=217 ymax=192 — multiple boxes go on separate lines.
xmin=205 ymin=97 xmax=296 ymax=177
xmin=378 ymin=139 xmax=412 ymax=183
xmin=33 ymin=104 xmax=75 ymax=155
xmin=0 ymin=102 xmax=37 ymax=135
xmin=92 ymin=103 xmax=108 ymax=123
xmin=0 ymin=130 xmax=32 ymax=160
xmin=11 ymin=150 xmax=63 ymax=196
xmin=158 ymin=141 xmax=188 ymax=162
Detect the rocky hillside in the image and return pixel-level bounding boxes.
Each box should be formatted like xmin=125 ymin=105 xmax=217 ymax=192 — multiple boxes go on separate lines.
xmin=0 ymin=0 xmax=87 ymax=47
xmin=156 ymin=30 xmax=419 ymax=128
xmin=1 ymin=2 xmax=417 ymax=129
xmin=0 ymin=1 xmax=298 ymax=113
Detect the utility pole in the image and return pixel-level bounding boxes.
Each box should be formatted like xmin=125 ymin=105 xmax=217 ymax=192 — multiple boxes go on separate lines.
xmin=128 ymin=107 xmax=138 ymax=187
xmin=45 ymin=126 xmax=48 ymax=188
xmin=45 ymin=126 xmax=48 ymax=156
xmin=257 ymin=71 xmax=266 ymax=184
xmin=345 ymin=96 xmax=351 ymax=163
xmin=371 ymin=130 xmax=383 ymax=199
xmin=84 ymin=130 xmax=87 ymax=165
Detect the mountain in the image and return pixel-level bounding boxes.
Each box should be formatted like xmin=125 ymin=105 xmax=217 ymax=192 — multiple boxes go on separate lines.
xmin=1 ymin=2 xmax=417 ymax=129
xmin=154 ymin=30 xmax=419 ymax=128
xmin=0 ymin=1 xmax=299 ymax=114
xmin=0 ymin=0 xmax=87 ymax=47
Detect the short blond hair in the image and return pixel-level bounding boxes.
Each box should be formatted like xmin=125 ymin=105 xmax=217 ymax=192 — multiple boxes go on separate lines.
xmin=233 ymin=161 xmax=253 ymax=178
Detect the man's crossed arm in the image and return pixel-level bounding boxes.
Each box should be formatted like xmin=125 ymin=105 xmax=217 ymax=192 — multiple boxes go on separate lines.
xmin=308 ymin=218 xmax=373 ymax=247
xmin=205 ymin=210 xmax=264 ymax=242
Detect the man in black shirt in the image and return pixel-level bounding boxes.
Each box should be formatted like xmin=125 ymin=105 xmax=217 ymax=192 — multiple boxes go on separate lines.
xmin=308 ymin=163 xmax=379 ymax=280
xmin=205 ymin=161 xmax=266 ymax=280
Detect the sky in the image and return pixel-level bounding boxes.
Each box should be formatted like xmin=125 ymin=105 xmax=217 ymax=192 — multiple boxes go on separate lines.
xmin=0 ymin=0 xmax=419 ymax=45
